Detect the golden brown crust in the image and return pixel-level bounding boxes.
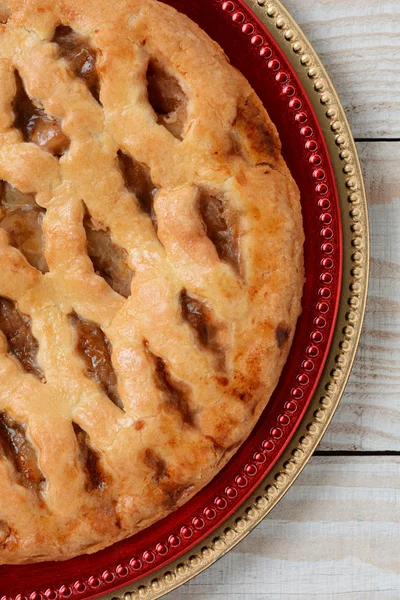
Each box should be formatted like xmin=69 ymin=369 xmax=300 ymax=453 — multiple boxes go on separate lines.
xmin=0 ymin=0 xmax=304 ymax=563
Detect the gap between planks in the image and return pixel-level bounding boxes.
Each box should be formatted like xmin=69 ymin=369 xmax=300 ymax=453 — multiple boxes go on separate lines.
xmin=354 ymin=138 xmax=400 ymax=143
xmin=315 ymin=450 xmax=400 ymax=457
xmin=166 ymin=456 xmax=400 ymax=600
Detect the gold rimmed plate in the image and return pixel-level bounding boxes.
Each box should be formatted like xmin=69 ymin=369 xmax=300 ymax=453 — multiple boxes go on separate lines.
xmin=0 ymin=1 xmax=368 ymax=599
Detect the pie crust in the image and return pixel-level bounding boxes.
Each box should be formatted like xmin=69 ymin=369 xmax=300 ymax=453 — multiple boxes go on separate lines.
xmin=0 ymin=0 xmax=304 ymax=563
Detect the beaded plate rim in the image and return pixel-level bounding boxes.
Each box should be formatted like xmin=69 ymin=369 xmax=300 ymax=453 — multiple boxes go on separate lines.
xmin=98 ymin=0 xmax=369 ymax=598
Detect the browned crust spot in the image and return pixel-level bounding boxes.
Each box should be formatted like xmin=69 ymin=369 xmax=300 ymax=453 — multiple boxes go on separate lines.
xmin=162 ymin=483 xmax=195 ymax=510
xmin=144 ymin=341 xmax=195 ymax=426
xmin=69 ymin=312 xmax=123 ymax=410
xmin=233 ymin=95 xmax=280 ymax=166
xmin=73 ymin=423 xmax=108 ymax=493
xmin=0 ymin=297 xmax=45 ymax=381
xmin=143 ymin=448 xmax=167 ymax=483
xmin=135 ymin=419 xmax=145 ymax=431
xmin=142 ymin=448 xmax=194 ymax=510
xmin=146 ymin=59 xmax=187 ymax=140
xmin=83 ymin=207 xmax=133 ymax=298
xmin=12 ymin=71 xmax=70 ymax=156
xmin=0 ymin=411 xmax=45 ymax=492
xmin=276 ymin=323 xmax=290 ymax=349
xmin=52 ymin=25 xmax=100 ymax=103
xmin=114 ymin=513 xmax=122 ymax=529
xmin=0 ymin=2 xmax=11 ymax=24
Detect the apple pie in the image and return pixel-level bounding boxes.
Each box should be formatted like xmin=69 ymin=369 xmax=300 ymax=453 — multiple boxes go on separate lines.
xmin=0 ymin=0 xmax=304 ymax=563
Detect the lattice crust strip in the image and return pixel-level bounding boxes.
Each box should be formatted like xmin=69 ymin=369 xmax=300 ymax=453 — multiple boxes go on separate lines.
xmin=0 ymin=0 xmax=303 ymax=563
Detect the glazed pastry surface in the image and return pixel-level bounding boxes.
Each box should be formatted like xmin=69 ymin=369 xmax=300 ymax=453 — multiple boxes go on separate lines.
xmin=0 ymin=0 xmax=304 ymax=563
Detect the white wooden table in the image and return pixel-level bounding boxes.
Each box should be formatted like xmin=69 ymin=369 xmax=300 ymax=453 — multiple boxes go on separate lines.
xmin=167 ymin=1 xmax=400 ymax=598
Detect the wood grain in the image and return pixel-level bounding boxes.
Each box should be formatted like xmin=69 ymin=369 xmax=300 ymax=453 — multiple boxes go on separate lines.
xmin=167 ymin=456 xmax=400 ymax=599
xmin=319 ymin=142 xmax=400 ymax=451
xmin=281 ymin=0 xmax=400 ymax=138
xmin=163 ymin=3 xmax=400 ymax=598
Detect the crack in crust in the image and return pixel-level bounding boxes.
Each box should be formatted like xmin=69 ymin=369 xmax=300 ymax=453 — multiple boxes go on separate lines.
xmin=84 ymin=207 xmax=133 ymax=298
xmin=0 ymin=297 xmax=45 ymax=381
xmin=180 ymin=289 xmax=214 ymax=348
xmin=69 ymin=313 xmax=124 ymax=410
xmin=73 ymin=423 xmax=108 ymax=492
xmin=198 ymin=188 xmax=240 ymax=275
xmin=180 ymin=289 xmax=225 ymax=370
xmin=144 ymin=341 xmax=195 ymax=427
xmin=146 ymin=59 xmax=187 ymax=140
xmin=117 ymin=150 xmax=158 ymax=229
xmin=0 ymin=411 xmax=45 ymax=493
xmin=0 ymin=181 xmax=48 ymax=273
xmin=0 ymin=521 xmax=14 ymax=549
xmin=12 ymin=71 xmax=70 ymax=157
xmin=233 ymin=95 xmax=280 ymax=167
xmin=52 ymin=25 xmax=100 ymax=103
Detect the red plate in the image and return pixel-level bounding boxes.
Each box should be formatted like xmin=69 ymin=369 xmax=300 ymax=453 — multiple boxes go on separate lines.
xmin=0 ymin=1 xmax=342 ymax=598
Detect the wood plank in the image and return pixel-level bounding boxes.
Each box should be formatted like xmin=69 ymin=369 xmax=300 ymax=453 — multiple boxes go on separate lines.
xmin=165 ymin=7 xmax=399 ymax=599
xmin=167 ymin=456 xmax=400 ymax=599
xmin=281 ymin=0 xmax=400 ymax=138
xmin=319 ymin=142 xmax=400 ymax=451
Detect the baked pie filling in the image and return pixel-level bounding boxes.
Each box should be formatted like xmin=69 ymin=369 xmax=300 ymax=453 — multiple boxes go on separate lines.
xmin=0 ymin=0 xmax=303 ymax=563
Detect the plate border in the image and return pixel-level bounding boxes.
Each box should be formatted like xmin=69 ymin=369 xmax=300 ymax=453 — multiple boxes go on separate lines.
xmin=103 ymin=1 xmax=369 ymax=597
